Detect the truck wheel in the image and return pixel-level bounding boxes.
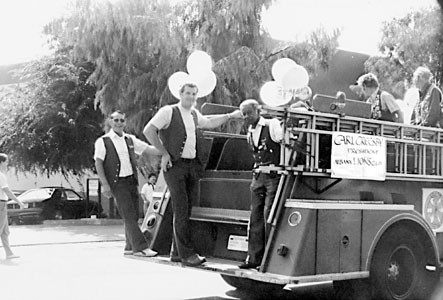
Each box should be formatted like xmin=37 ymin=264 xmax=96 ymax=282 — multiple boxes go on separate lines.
xmin=333 ymin=279 xmax=371 ymax=300
xmin=370 ymin=229 xmax=435 ymax=300
xmin=220 ymin=274 xmax=284 ymax=294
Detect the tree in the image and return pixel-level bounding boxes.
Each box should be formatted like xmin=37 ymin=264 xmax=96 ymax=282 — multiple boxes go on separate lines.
xmin=364 ymin=8 xmax=443 ymax=94
xmin=45 ymin=0 xmax=338 ymax=137
xmin=0 ymin=48 xmax=103 ymax=176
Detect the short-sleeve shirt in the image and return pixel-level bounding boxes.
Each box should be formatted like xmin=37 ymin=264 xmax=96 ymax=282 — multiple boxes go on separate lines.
xmin=141 ymin=183 xmax=154 ymax=203
xmin=248 ymin=117 xmax=283 ymax=146
xmin=148 ymin=104 xmax=210 ymax=159
xmin=94 ymin=129 xmax=148 ymax=177
xmin=367 ymin=91 xmax=400 ymax=113
xmin=0 ymin=171 xmax=9 ymax=201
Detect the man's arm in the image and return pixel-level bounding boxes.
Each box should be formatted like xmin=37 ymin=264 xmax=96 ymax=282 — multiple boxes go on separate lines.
xmin=95 ymin=158 xmax=112 ymax=199
xmin=2 ymin=187 xmax=24 ymax=209
xmin=199 ymin=110 xmax=243 ymax=129
xmin=143 ymin=123 xmax=171 ymax=171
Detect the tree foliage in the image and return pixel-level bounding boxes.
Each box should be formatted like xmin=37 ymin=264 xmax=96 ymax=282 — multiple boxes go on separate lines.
xmin=364 ymin=8 xmax=443 ymax=94
xmin=0 ymin=49 xmax=103 ymax=176
xmin=45 ymin=0 xmax=338 ymax=137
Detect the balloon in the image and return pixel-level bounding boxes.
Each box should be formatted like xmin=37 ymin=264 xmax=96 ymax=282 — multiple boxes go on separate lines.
xmin=271 ymin=58 xmax=298 ymax=83
xmin=187 ymin=50 xmax=213 ymax=77
xmin=168 ymin=71 xmax=191 ymax=99
xmin=296 ymin=86 xmax=312 ymax=101
xmin=281 ymin=65 xmax=309 ymax=91
xmin=192 ymin=71 xmax=217 ymax=98
xmin=260 ymin=81 xmax=292 ymax=107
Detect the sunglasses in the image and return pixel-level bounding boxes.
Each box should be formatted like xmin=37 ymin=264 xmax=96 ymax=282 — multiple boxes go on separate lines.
xmin=113 ymin=118 xmax=126 ymax=123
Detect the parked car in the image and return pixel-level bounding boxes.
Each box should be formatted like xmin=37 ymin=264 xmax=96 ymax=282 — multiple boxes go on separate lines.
xmin=7 ymin=187 xmax=104 ymax=225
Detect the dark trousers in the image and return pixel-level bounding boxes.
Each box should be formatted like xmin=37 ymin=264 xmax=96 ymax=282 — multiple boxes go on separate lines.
xmin=163 ymin=159 xmax=200 ymax=260
xmin=112 ymin=176 xmax=148 ymax=252
xmin=246 ymin=172 xmax=280 ymax=264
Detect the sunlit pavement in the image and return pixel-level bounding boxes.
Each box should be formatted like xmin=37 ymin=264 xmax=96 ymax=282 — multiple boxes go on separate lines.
xmin=0 ymin=221 xmax=335 ymax=300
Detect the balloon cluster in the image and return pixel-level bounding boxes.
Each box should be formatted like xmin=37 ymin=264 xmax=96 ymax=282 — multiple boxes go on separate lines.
xmin=168 ymin=50 xmax=217 ymax=99
xmin=260 ymin=58 xmax=311 ymax=107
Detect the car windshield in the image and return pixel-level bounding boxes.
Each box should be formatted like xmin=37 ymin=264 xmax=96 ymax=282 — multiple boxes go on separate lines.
xmin=18 ymin=188 xmax=55 ymax=202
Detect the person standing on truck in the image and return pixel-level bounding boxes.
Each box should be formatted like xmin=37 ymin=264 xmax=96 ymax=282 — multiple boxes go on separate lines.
xmin=0 ymin=153 xmax=25 ymax=259
xmin=359 ymin=73 xmax=404 ymax=123
xmin=94 ymin=110 xmax=160 ymax=257
xmin=410 ymin=66 xmax=442 ymax=127
xmin=140 ymin=173 xmax=157 ymax=215
xmin=144 ymin=82 xmax=242 ymax=266
xmin=238 ymin=99 xmax=283 ymax=269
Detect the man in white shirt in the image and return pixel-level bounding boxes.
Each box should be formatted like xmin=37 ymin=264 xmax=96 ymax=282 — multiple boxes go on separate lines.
xmin=140 ymin=173 xmax=157 ymax=215
xmin=94 ymin=111 xmax=160 ymax=257
xmin=0 ymin=153 xmax=25 ymax=259
xmin=238 ymin=99 xmax=283 ymax=269
xmin=144 ymin=83 xmax=242 ymax=266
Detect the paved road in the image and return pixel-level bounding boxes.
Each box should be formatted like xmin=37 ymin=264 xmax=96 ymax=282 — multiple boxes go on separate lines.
xmin=5 ymin=221 xmax=441 ymax=300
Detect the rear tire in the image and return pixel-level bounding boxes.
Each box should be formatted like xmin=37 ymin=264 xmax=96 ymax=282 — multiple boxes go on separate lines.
xmin=370 ymin=228 xmax=438 ymax=300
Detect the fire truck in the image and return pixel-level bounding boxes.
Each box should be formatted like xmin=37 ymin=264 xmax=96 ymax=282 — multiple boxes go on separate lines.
xmin=136 ymin=98 xmax=443 ymax=300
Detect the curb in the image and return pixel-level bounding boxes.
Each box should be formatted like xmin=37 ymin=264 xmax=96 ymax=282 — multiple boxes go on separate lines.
xmin=42 ymin=218 xmax=129 ymax=226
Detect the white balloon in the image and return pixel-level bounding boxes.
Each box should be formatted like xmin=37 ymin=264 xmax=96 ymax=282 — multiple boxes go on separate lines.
xmin=281 ymin=65 xmax=309 ymax=91
xmin=168 ymin=71 xmax=191 ymax=99
xmin=187 ymin=50 xmax=213 ymax=77
xmin=271 ymin=58 xmax=298 ymax=83
xmin=260 ymin=81 xmax=292 ymax=107
xmin=192 ymin=71 xmax=217 ymax=98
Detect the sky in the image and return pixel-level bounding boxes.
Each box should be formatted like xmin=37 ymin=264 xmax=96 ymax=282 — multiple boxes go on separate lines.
xmin=0 ymin=0 xmax=439 ymax=66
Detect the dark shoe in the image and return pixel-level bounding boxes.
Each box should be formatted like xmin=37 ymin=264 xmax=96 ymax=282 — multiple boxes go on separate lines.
xmin=182 ymin=254 xmax=206 ymax=266
xmin=239 ymin=261 xmax=260 ymax=269
xmin=170 ymin=256 xmax=181 ymax=262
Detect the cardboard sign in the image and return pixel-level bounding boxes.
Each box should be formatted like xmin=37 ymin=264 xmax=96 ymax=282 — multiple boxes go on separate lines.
xmin=331 ymin=132 xmax=386 ymax=181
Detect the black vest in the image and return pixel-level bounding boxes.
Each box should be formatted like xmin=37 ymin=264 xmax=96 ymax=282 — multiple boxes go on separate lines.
xmin=371 ymin=90 xmax=396 ymax=122
xmin=248 ymin=123 xmax=280 ymax=167
xmin=102 ymin=135 xmax=138 ymax=188
xmin=159 ymin=105 xmax=203 ymax=162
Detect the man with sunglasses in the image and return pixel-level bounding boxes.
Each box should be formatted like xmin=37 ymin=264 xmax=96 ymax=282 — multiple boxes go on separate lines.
xmin=144 ymin=83 xmax=242 ymax=266
xmin=94 ymin=110 xmax=160 ymax=257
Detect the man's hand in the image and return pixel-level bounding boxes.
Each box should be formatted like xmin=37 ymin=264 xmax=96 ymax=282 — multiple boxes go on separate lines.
xmin=229 ymin=110 xmax=243 ymax=119
xmin=161 ymin=153 xmax=172 ymax=172
xmin=102 ymin=183 xmax=113 ymax=199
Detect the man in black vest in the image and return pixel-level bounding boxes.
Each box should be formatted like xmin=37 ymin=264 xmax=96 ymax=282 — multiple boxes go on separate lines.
xmin=94 ymin=110 xmax=160 ymax=257
xmin=239 ymin=99 xmax=283 ymax=269
xmin=144 ymin=83 xmax=241 ymax=266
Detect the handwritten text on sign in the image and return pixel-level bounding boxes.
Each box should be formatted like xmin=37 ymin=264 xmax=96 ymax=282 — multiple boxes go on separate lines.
xmin=331 ymin=132 xmax=386 ymax=181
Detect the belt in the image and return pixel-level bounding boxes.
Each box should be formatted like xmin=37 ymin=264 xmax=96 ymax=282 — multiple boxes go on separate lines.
xmin=177 ymin=158 xmax=195 ymax=163
xmin=118 ymin=175 xmax=135 ymax=181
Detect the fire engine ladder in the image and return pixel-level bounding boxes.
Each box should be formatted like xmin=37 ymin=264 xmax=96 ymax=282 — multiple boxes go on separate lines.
xmin=280 ymin=108 xmax=443 ymax=181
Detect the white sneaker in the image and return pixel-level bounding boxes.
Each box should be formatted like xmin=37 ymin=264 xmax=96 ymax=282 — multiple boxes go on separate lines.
xmin=133 ymin=248 xmax=157 ymax=257
xmin=6 ymin=254 xmax=19 ymax=259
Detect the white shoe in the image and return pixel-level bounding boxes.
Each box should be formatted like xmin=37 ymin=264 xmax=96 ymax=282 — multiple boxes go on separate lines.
xmin=133 ymin=248 xmax=157 ymax=257
xmin=6 ymin=254 xmax=19 ymax=259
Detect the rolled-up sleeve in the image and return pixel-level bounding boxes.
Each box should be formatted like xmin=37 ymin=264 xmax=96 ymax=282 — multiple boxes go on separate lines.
xmin=269 ymin=118 xmax=283 ymax=143
xmin=94 ymin=138 xmax=106 ymax=161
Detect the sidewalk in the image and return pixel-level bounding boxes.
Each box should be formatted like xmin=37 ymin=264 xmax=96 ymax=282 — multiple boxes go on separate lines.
xmin=8 ymin=218 xmax=130 ymax=247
